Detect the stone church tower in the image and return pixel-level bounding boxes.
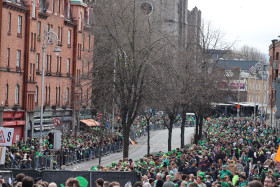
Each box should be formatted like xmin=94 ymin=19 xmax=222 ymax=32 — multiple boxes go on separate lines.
xmin=141 ymin=0 xmax=201 ymax=54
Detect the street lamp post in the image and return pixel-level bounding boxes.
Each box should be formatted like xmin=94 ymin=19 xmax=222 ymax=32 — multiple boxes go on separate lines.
xmin=39 ymin=27 xmax=61 ymax=152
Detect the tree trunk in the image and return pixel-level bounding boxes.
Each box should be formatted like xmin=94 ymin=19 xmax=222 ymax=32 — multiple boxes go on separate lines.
xmin=147 ymin=118 xmax=150 ymax=156
xmin=168 ymin=119 xmax=174 ymax=151
xmin=123 ymin=122 xmax=130 ymax=159
xmin=181 ymin=111 xmax=186 ymax=148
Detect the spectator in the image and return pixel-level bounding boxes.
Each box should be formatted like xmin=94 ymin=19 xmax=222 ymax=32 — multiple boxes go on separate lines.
xmin=48 ymin=183 xmax=57 ymax=187
xmin=95 ymin=178 xmax=104 ymax=187
xmin=108 ymin=182 xmax=120 ymax=187
xmin=162 ymin=175 xmax=175 ymax=187
xmin=22 ymin=177 xmax=34 ymax=187
xmin=66 ymin=178 xmax=80 ymax=187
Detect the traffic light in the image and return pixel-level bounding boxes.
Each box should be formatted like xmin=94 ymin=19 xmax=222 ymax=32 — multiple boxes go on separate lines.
xmin=48 ymin=132 xmax=54 ymax=149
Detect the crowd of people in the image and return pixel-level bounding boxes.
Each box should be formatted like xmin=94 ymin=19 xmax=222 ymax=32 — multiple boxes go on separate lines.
xmin=3 ymin=114 xmax=165 ymax=169
xmin=4 ymin=128 xmax=123 ymax=169
xmin=90 ymin=116 xmax=280 ymax=187
xmin=2 ymin=173 xmax=121 ymax=187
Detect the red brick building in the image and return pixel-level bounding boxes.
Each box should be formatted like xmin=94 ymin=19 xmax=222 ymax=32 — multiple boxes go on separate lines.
xmin=0 ymin=0 xmax=93 ymax=141
xmin=268 ymin=40 xmax=280 ymax=125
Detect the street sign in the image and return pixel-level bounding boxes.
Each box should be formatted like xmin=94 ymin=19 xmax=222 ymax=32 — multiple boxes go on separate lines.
xmin=236 ymin=104 xmax=240 ymax=109
xmin=0 ymin=128 xmax=14 ymax=146
xmin=53 ymin=118 xmax=61 ymax=127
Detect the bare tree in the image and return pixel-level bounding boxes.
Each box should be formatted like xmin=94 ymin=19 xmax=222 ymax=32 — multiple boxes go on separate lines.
xmin=237 ymin=45 xmax=267 ymax=62
xmin=184 ymin=21 xmax=234 ymax=143
xmin=91 ymin=0 xmax=167 ymax=159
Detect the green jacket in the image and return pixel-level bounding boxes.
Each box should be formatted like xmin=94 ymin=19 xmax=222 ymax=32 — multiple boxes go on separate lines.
xmin=232 ymin=175 xmax=239 ymax=186
xmin=220 ymin=169 xmax=232 ymax=178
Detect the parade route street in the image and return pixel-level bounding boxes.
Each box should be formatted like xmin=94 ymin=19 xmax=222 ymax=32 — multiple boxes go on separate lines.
xmin=65 ymin=127 xmax=195 ymax=171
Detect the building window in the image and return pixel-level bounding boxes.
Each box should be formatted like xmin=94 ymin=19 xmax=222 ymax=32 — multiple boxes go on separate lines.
xmin=58 ymin=0 xmax=60 ymax=13
xmin=16 ymin=50 xmax=21 ymax=68
xmin=7 ymin=48 xmax=10 ymax=67
xmin=5 ymin=84 xmax=8 ymax=103
xmin=57 ymin=56 xmax=59 ymax=73
xmin=35 ymin=86 xmax=38 ymax=103
xmin=34 ymin=33 xmax=36 ymax=50
xmin=59 ymin=87 xmax=61 ymax=105
xmin=68 ymin=30 xmax=71 ymax=46
xmin=79 ymin=12 xmax=82 ymax=31
xmin=87 ymin=8 xmax=90 ymax=25
xmin=67 ymin=2 xmax=70 ymax=19
xmin=66 ymin=87 xmax=69 ymax=103
xmin=15 ymin=85 xmax=19 ymax=104
xmin=52 ymin=0 xmax=55 ymax=12
xmin=67 ymin=58 xmax=70 ymax=74
xmin=56 ymin=87 xmax=58 ymax=104
xmin=48 ymin=86 xmax=50 ymax=105
xmin=60 ymin=57 xmax=62 ymax=73
xmin=17 ymin=16 xmax=22 ymax=36
xmin=82 ymin=34 xmax=84 ymax=49
xmin=38 ymin=21 xmax=41 ymax=38
xmin=29 ymin=63 xmax=32 ymax=81
xmin=8 ymin=13 xmax=11 ymax=34
xmin=32 ymin=0 xmax=36 ymax=18
xmin=36 ymin=53 xmax=40 ymax=70
xmin=88 ymin=35 xmax=90 ymax=50
xmin=31 ymin=32 xmax=33 ymax=50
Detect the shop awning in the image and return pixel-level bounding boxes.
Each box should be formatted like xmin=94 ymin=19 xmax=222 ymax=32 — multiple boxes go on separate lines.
xmin=80 ymin=119 xmax=101 ymax=126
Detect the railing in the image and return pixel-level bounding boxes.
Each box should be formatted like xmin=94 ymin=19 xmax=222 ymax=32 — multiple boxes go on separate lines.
xmin=3 ymin=141 xmax=123 ymax=170
xmin=3 ymin=121 xmax=181 ymax=170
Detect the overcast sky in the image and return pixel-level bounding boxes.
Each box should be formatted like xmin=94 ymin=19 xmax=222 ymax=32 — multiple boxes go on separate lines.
xmin=188 ymin=0 xmax=280 ymax=55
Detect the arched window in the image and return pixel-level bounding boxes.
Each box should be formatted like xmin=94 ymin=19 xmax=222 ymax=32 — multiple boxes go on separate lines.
xmin=78 ymin=12 xmax=82 ymax=31
xmin=15 ymin=85 xmax=19 ymax=104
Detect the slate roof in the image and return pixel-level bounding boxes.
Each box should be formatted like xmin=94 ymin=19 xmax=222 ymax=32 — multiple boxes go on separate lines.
xmin=216 ymin=60 xmax=259 ymax=71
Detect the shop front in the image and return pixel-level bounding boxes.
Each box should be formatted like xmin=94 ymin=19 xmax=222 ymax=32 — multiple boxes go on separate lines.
xmin=3 ymin=111 xmax=25 ymax=143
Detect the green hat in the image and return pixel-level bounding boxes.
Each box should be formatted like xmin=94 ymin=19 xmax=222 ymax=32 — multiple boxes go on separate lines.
xmin=172 ymin=149 xmax=176 ymax=153
xmin=167 ymin=151 xmax=171 ymax=155
xmin=112 ymin=162 xmax=116 ymax=167
xmin=150 ymin=161 xmax=155 ymax=165
xmin=75 ymin=176 xmax=88 ymax=187
xmin=143 ymin=161 xmax=147 ymax=165
xmin=92 ymin=167 xmax=98 ymax=171
xmin=177 ymin=152 xmax=181 ymax=156
xmin=223 ymin=165 xmax=227 ymax=168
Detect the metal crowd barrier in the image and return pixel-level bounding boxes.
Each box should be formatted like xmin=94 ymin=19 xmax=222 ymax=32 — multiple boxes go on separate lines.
xmin=3 ymin=141 xmax=123 ymax=170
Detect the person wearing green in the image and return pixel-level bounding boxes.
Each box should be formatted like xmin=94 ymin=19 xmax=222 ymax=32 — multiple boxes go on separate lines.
xmin=239 ymin=175 xmax=247 ymax=187
xmin=220 ymin=165 xmax=232 ymax=179
xmin=232 ymin=174 xmax=239 ymax=186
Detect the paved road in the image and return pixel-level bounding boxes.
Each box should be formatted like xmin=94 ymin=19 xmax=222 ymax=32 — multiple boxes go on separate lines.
xmin=65 ymin=127 xmax=195 ymax=171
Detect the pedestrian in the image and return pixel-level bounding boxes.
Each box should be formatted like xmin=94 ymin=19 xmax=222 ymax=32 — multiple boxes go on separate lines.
xmin=22 ymin=177 xmax=34 ymax=187
xmin=162 ymin=175 xmax=175 ymax=187
xmin=95 ymin=178 xmax=104 ymax=187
